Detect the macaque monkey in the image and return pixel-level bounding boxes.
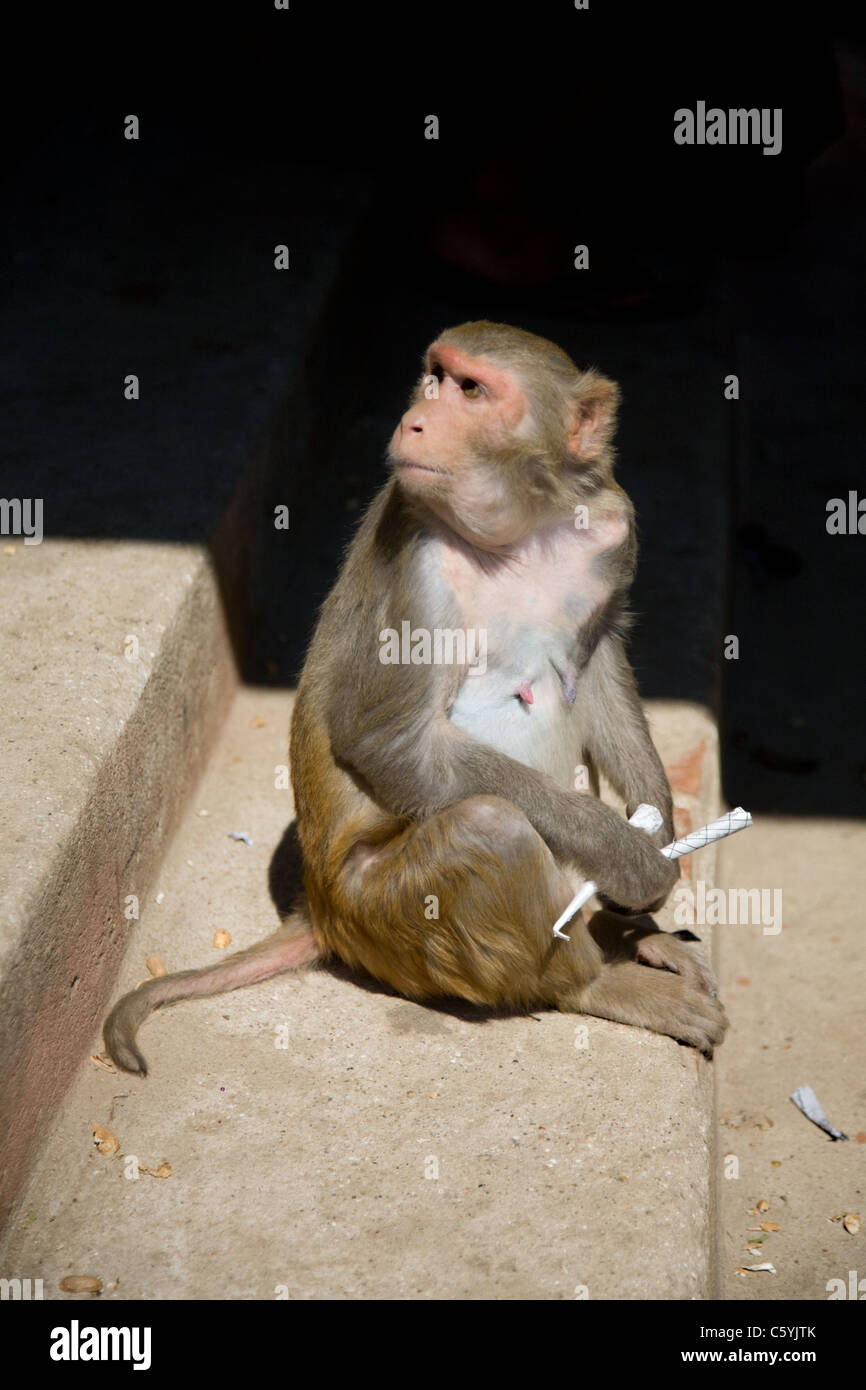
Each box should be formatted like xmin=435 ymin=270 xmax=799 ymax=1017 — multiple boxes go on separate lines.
xmin=105 ymin=321 xmax=727 ymax=1075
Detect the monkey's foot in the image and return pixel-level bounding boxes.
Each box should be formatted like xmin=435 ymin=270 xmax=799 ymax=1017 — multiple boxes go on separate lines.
xmin=577 ymin=960 xmax=728 ymax=1056
xmin=634 ymin=931 xmax=719 ymax=998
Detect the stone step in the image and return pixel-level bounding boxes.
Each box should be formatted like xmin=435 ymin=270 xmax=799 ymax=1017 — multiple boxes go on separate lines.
xmin=0 ymin=111 xmax=370 ymax=1233
xmin=0 ymin=690 xmax=726 ymax=1299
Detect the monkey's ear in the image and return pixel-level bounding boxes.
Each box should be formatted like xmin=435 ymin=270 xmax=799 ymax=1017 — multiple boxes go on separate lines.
xmin=567 ymin=373 xmax=620 ymax=461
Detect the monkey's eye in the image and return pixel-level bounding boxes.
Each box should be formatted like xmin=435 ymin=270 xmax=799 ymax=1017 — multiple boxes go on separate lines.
xmin=429 ymin=361 xmax=445 ymax=382
xmin=461 ymin=379 xmax=483 ymax=399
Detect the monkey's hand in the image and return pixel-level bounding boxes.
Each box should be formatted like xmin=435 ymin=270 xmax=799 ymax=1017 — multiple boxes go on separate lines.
xmin=598 ymin=812 xmax=681 ymax=916
xmin=586 ymin=811 xmax=679 ymax=913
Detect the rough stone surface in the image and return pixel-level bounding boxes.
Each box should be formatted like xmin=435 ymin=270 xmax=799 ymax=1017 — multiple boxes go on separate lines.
xmin=0 ymin=539 xmax=237 ymax=1234
xmin=717 ymin=817 xmax=866 ymax=1301
xmin=0 ymin=691 xmax=724 ymax=1300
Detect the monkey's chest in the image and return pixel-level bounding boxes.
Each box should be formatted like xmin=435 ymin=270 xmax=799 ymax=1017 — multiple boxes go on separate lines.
xmin=449 ymin=638 xmax=579 ymax=782
xmin=433 ymin=532 xmax=614 ymax=783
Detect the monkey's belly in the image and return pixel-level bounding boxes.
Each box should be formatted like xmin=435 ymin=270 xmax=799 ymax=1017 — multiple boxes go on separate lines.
xmin=448 ymin=666 xmax=578 ymax=785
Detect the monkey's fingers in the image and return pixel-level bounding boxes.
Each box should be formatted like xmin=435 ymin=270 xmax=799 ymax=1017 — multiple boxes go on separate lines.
xmin=635 ymin=932 xmax=719 ymax=997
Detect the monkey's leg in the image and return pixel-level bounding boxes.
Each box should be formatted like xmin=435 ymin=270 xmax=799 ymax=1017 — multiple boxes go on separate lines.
xmin=555 ymin=920 xmax=728 ymax=1056
xmin=332 ymin=800 xmax=725 ymax=1054
xmin=104 ymin=913 xmax=319 ymax=1076
xmin=328 ymin=795 xmax=603 ymax=1009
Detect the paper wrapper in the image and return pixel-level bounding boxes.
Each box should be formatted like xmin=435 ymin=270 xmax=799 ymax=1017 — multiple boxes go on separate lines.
xmin=661 ymin=807 xmax=753 ymax=861
xmin=553 ymin=805 xmax=753 ymax=939
xmin=790 ymin=1084 xmax=848 ymax=1141
xmin=552 ymin=804 xmax=662 ymax=939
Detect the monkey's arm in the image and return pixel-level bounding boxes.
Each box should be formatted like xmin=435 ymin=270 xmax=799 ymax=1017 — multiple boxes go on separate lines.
xmin=326 ymin=653 xmax=676 ymax=912
xmin=578 ymin=634 xmax=675 ymax=845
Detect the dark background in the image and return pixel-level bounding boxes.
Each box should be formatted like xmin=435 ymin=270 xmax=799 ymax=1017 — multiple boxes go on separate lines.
xmin=2 ymin=11 xmax=864 ymax=823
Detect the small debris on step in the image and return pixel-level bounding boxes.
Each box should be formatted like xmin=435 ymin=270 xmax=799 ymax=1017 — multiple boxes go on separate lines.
xmin=91 ymin=1124 xmax=119 ymax=1156
xmin=89 ymin=1055 xmax=116 ymax=1074
xmin=790 ymin=1084 xmax=848 ymax=1140
xmin=830 ymin=1212 xmax=861 ymax=1235
xmin=60 ymin=1275 xmax=103 ymax=1294
xmin=138 ymin=1161 xmax=172 ymax=1179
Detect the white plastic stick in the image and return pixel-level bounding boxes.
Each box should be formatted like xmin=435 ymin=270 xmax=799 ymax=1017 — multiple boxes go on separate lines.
xmin=552 ymin=803 xmax=661 ymax=940
xmin=552 ymin=805 xmax=753 ymax=940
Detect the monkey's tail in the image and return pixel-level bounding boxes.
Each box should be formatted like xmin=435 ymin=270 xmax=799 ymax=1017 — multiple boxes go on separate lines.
xmin=103 ymin=913 xmax=321 ymax=1077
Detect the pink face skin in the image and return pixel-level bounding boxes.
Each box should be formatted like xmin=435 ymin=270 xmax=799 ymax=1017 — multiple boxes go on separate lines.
xmin=388 ymin=342 xmax=534 ymax=549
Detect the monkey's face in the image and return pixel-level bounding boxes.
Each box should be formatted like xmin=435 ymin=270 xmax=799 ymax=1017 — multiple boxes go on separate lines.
xmin=388 ymin=341 xmax=537 ymax=548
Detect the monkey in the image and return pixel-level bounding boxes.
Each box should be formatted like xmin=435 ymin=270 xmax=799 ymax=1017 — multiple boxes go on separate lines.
xmin=104 ymin=320 xmax=727 ymax=1076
